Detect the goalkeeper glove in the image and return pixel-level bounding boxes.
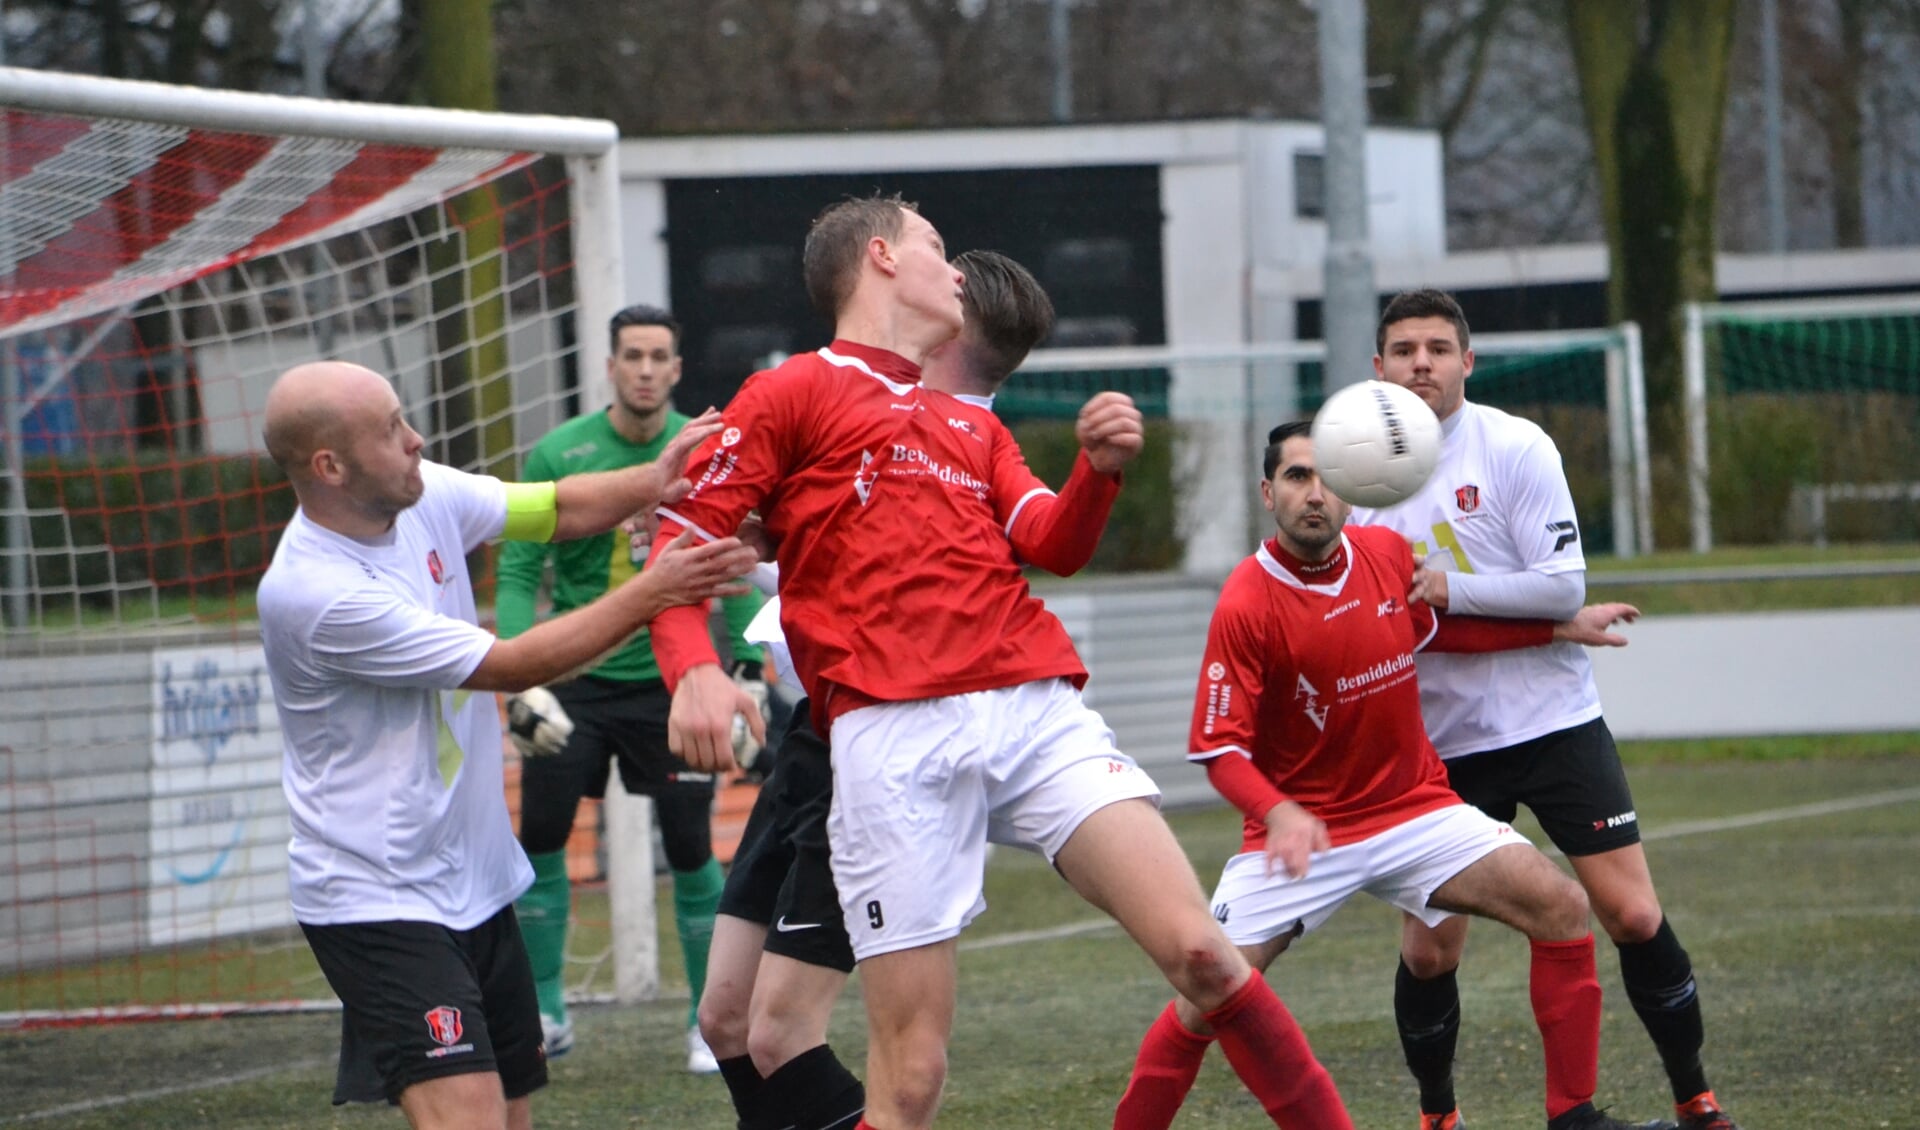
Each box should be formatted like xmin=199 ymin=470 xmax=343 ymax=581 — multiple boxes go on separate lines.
xmin=506 ymin=686 xmax=574 ymax=758
xmin=729 ymin=661 xmax=771 ymax=769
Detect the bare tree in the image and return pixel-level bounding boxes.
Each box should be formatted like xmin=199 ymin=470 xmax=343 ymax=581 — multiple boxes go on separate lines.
xmin=1566 ymin=0 xmax=1736 ymax=543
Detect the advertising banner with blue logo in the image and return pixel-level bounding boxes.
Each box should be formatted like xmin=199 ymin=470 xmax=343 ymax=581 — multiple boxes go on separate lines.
xmin=147 ymin=645 xmax=292 ymax=946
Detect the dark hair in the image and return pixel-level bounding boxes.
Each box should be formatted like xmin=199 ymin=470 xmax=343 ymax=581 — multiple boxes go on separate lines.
xmin=1263 ymin=420 xmax=1312 ymax=479
xmin=1376 ymin=288 xmax=1470 ymax=356
xmin=949 ymin=249 xmax=1055 ymax=385
xmin=802 ymin=193 xmax=915 ymax=321
xmin=609 ymin=304 xmax=680 ymax=353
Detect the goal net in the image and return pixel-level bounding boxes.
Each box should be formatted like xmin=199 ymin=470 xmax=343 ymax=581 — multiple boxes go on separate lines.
xmin=0 ymin=68 xmax=647 ymax=1025
xmin=1684 ymin=293 xmax=1920 ymax=550
xmin=1011 ymin=325 xmax=1649 ymax=574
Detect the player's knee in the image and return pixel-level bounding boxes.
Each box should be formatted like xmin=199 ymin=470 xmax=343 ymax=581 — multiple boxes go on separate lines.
xmin=1158 ymin=928 xmax=1245 ymax=1010
xmin=745 ymin=1018 xmax=811 ymax=1077
xmin=1536 ymin=872 xmax=1593 ymax=939
xmin=1400 ymin=935 xmax=1459 ymax=980
xmin=655 ymin=797 xmax=715 ymax=872
xmin=1593 ymin=895 xmax=1664 ymax=944
xmin=697 ymin=990 xmax=749 ymax=1057
xmin=873 ymin=1038 xmax=947 ymax=1122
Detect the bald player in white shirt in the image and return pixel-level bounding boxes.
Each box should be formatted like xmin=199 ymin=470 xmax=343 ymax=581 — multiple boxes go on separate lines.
xmin=1351 ymin=289 xmax=1740 ymax=1130
xmin=257 ymin=361 xmax=756 ymax=1130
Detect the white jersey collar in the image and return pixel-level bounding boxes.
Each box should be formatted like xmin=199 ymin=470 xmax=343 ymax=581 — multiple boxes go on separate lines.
xmin=1254 ymin=533 xmax=1353 ymax=597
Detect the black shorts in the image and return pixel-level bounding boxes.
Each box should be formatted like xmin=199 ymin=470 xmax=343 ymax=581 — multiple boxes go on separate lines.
xmin=1442 ymin=716 xmax=1641 ymax=858
xmin=518 ymin=676 xmax=715 ymax=868
xmin=301 ymin=905 xmax=547 ymax=1106
xmin=717 ymin=701 xmax=854 ymax=973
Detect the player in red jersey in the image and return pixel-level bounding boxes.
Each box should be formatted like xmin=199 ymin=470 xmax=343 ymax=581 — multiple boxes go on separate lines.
xmin=1113 ymin=422 xmax=1677 ymax=1130
xmin=695 ymin=250 xmax=1064 ymax=1130
xmin=644 ymin=196 xmax=1355 ymax=1130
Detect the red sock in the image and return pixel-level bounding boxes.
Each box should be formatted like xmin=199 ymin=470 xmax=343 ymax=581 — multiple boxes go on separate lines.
xmin=1203 ymin=975 xmax=1354 ymax=1130
xmin=1530 ymin=934 xmax=1602 ymax=1120
xmin=1114 ymin=1001 xmax=1215 ymax=1129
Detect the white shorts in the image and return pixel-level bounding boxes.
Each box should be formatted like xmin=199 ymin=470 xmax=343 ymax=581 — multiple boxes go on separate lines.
xmin=1209 ymin=804 xmax=1522 ymax=948
xmin=827 ymin=678 xmax=1161 ymax=962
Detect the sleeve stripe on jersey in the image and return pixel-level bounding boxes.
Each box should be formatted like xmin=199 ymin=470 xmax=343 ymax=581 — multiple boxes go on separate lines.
xmin=1188 ymin=744 xmax=1253 ymax=763
xmin=656 ymin=506 xmax=726 ymax=545
xmin=1413 ymin=607 xmax=1442 ymax=653
xmin=1003 ymin=486 xmax=1056 ymax=535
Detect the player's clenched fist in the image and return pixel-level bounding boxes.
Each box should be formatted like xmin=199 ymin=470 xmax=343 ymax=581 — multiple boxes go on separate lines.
xmin=1076 ymin=391 xmax=1145 ymax=474
xmin=668 ymin=663 xmax=765 ymax=774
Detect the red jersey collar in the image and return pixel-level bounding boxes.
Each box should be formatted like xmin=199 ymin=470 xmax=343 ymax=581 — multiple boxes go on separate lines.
xmin=824 ymin=339 xmax=923 ymax=386
xmin=1264 ymin=535 xmax=1350 ymax=585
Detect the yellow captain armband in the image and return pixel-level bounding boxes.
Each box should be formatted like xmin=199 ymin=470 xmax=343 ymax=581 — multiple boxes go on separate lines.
xmin=502 ymin=481 xmax=559 ymax=543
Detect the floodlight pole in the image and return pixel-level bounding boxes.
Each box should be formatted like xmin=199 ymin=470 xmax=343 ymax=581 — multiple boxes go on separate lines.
xmin=1049 ymin=0 xmax=1073 ymax=122
xmin=1318 ymin=0 xmax=1376 ymax=391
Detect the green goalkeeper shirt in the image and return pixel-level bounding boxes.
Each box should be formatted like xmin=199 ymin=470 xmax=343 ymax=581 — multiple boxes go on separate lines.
xmin=494 ymin=407 xmax=763 ymax=683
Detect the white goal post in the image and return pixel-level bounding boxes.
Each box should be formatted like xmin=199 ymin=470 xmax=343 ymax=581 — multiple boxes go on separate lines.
xmin=1016 ymin=324 xmax=1651 ymax=564
xmin=0 ymin=67 xmax=665 ymax=1021
xmin=1683 ymin=290 xmax=1920 ymax=553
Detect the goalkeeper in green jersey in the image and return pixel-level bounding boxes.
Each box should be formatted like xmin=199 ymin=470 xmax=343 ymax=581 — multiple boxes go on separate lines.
xmin=496 ymin=304 xmax=765 ymax=1074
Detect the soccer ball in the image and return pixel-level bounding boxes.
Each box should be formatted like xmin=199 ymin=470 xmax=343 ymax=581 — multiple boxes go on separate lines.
xmin=1309 ymin=381 xmax=1442 ymax=508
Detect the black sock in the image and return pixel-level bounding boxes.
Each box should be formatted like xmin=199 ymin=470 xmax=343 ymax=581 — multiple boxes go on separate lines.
xmin=759 ymin=1043 xmax=866 ymax=1130
xmin=718 ymin=1054 xmax=766 ymax=1129
xmin=1395 ymin=958 xmax=1461 ymax=1115
xmin=1616 ymin=916 xmax=1710 ymax=1104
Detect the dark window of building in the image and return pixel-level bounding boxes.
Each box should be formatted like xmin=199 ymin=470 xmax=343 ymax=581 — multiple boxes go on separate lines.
xmin=1044 ymin=237 xmax=1133 ymax=289
xmin=1049 ymin=316 xmax=1138 ymax=348
xmin=701 ymin=245 xmax=797 ymax=292
xmin=1294 ymin=151 xmax=1325 ymax=219
xmin=664 ymin=166 xmax=1165 ymax=411
xmin=704 ymin=324 xmax=795 ymax=382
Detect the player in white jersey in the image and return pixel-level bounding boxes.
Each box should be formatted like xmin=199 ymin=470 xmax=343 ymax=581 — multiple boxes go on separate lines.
xmin=257 ymin=361 xmax=757 ymax=1130
xmin=1351 ymin=290 xmax=1741 ymax=1130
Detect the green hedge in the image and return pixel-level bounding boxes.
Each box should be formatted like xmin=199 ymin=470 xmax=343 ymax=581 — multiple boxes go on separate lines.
xmin=9 ymin=453 xmax=295 ymax=601
xmin=1008 ymin=419 xmax=1186 ymax=573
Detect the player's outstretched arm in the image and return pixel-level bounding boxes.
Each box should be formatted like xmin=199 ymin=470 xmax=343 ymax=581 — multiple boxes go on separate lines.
xmin=463 ymin=530 xmax=756 ymax=692
xmin=547 ymin=409 xmax=725 ymax=541
xmin=1552 ymin=601 xmax=1640 ymax=647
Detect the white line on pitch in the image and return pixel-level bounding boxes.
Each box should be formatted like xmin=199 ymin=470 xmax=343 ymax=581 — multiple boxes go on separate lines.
xmin=1637 ymin=784 xmax=1920 ymax=842
xmin=12 ymin=782 xmax=1919 ymax=1123
xmin=961 ymin=784 xmax=1920 ymax=954
xmin=6 ymin=1058 xmax=333 ymax=1123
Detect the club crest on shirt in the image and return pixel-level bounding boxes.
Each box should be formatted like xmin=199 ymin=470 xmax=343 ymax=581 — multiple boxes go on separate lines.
xmin=1454 ymin=484 xmax=1481 ymax=513
xmin=427 ymin=549 xmax=446 ymax=585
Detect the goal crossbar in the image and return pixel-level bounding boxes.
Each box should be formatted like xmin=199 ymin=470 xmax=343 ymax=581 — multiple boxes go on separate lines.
xmin=0 ymin=66 xmax=616 ymax=155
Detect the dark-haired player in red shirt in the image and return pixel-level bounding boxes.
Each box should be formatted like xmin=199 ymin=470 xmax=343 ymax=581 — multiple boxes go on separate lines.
xmin=1114 ymin=422 xmax=1676 ymax=1130
xmin=644 ymin=196 xmax=1355 ymax=1130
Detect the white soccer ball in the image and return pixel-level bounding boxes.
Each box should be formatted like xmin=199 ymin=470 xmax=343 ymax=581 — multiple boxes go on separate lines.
xmin=1309 ymin=381 xmax=1443 ymax=508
